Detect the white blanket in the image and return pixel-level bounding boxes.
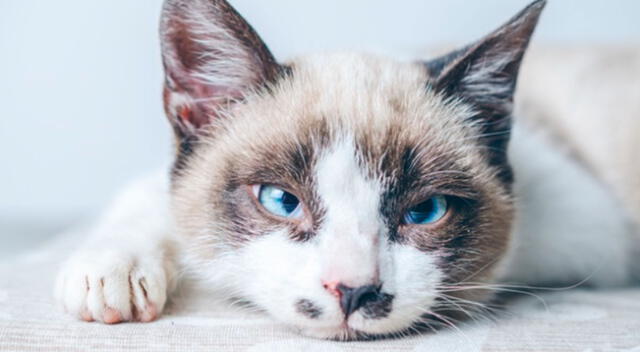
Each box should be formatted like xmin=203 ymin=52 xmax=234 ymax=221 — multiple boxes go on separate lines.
xmin=1 ymin=228 xmax=639 ymax=351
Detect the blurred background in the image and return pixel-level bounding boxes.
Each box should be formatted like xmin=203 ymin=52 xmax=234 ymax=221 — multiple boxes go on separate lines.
xmin=1 ymin=0 xmax=639 ymax=257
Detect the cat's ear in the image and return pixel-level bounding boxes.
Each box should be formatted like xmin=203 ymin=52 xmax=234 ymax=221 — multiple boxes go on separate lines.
xmin=160 ymin=0 xmax=284 ymax=141
xmin=425 ymin=0 xmax=545 ymax=176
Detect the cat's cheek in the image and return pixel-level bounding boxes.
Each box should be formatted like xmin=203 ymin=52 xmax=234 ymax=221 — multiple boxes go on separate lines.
xmin=349 ymin=243 xmax=444 ymax=335
xmin=231 ymin=228 xmax=446 ymax=337
xmin=233 ymin=230 xmax=345 ymax=326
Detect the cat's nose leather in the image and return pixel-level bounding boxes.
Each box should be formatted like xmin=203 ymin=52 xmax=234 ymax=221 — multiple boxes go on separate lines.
xmin=335 ymin=283 xmax=381 ymax=317
xmin=322 ymin=280 xmax=342 ymax=298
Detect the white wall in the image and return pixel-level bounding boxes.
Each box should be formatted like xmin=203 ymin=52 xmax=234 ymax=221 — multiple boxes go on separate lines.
xmin=1 ymin=0 xmax=639 ymax=230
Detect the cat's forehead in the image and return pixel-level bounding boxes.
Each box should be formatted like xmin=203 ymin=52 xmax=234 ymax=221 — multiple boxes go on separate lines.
xmin=214 ymin=53 xmax=482 ymax=174
xmin=186 ymin=53 xmax=497 ymax=200
xmin=274 ymin=53 xmax=462 ymax=128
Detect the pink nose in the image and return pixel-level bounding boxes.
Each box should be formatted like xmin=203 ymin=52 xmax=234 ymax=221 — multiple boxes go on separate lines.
xmin=322 ymin=280 xmax=342 ymax=298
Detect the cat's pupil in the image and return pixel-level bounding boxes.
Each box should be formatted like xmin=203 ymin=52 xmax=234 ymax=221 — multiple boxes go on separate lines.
xmin=280 ymin=192 xmax=299 ymax=213
xmin=409 ymin=199 xmax=435 ymax=222
xmin=258 ymin=185 xmax=303 ymax=218
xmin=404 ymin=195 xmax=448 ymax=225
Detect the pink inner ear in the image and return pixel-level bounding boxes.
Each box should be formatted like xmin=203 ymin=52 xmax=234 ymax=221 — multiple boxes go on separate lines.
xmin=164 ymin=78 xmax=247 ymax=132
xmin=178 ymin=105 xmax=192 ymax=123
xmin=160 ymin=0 xmax=281 ymax=135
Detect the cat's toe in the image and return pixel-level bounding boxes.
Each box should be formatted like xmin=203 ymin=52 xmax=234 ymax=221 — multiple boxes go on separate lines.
xmin=55 ymin=265 xmax=91 ymax=321
xmin=128 ymin=269 xmax=166 ymax=322
xmin=84 ymin=268 xmax=133 ymax=323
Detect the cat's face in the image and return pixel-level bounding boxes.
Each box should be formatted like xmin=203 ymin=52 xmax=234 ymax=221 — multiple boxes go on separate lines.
xmin=160 ymin=0 xmax=544 ymax=340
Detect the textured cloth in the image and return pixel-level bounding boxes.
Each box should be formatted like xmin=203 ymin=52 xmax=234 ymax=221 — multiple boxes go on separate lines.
xmin=1 ymin=229 xmax=640 ymax=352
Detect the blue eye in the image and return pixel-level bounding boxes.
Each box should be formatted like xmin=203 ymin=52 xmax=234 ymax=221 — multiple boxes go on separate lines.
xmin=404 ymin=195 xmax=448 ymax=225
xmin=257 ymin=185 xmax=303 ymax=218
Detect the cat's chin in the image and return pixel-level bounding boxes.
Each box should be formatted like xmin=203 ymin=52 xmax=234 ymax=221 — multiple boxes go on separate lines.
xmin=297 ymin=326 xmax=372 ymax=341
xmin=294 ymin=319 xmax=410 ymax=341
xmin=297 ymin=325 xmax=360 ymax=341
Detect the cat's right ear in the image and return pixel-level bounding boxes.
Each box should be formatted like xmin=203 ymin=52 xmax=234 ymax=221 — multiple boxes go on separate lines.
xmin=160 ymin=0 xmax=284 ymax=143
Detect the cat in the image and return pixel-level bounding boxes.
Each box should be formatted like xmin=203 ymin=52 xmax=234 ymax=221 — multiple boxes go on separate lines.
xmin=54 ymin=0 xmax=638 ymax=340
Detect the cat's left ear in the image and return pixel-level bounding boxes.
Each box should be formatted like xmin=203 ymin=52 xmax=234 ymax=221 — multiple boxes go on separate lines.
xmin=425 ymin=0 xmax=545 ymax=172
xmin=160 ymin=0 xmax=285 ymax=143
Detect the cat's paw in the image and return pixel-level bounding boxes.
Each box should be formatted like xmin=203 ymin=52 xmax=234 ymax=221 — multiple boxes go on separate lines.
xmin=54 ymin=249 xmax=169 ymax=324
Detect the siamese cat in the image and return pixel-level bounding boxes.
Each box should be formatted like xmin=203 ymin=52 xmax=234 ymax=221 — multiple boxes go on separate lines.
xmin=55 ymin=0 xmax=638 ymax=340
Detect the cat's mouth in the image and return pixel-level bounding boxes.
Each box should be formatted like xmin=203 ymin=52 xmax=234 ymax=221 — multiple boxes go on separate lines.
xmin=288 ymin=292 xmax=420 ymax=340
xmin=296 ymin=309 xmax=448 ymax=341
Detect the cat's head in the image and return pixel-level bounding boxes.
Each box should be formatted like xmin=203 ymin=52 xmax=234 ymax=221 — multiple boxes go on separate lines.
xmin=160 ymin=0 xmax=544 ymax=340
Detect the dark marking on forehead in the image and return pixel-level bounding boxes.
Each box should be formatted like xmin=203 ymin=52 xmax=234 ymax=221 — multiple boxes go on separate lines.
xmin=353 ymin=129 xmax=480 ymax=241
xmin=354 ymin=121 xmax=478 ymax=198
xmin=350 ymin=121 xmax=513 ymax=290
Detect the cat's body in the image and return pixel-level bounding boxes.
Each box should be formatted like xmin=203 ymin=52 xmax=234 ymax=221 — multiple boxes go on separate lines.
xmin=55 ymin=0 xmax=639 ymax=340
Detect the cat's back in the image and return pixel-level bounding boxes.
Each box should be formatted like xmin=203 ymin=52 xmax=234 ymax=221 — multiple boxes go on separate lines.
xmin=516 ymin=45 xmax=640 ymax=226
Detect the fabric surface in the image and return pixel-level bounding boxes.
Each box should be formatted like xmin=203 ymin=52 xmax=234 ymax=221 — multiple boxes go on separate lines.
xmin=1 ymin=229 xmax=639 ymax=352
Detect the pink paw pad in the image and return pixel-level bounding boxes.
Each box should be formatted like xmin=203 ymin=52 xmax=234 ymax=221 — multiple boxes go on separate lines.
xmin=80 ymin=309 xmax=94 ymax=322
xmin=139 ymin=303 xmax=158 ymax=322
xmin=103 ymin=307 xmax=123 ymax=324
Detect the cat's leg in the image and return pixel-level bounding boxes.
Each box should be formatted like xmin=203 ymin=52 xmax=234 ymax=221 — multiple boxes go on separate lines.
xmin=54 ymin=173 xmax=178 ymax=323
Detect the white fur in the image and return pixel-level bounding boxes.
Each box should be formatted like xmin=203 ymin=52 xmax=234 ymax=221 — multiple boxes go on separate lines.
xmin=314 ymin=138 xmax=384 ymax=288
xmin=496 ymin=121 xmax=635 ymax=287
xmin=54 ymin=173 xmax=177 ymax=323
